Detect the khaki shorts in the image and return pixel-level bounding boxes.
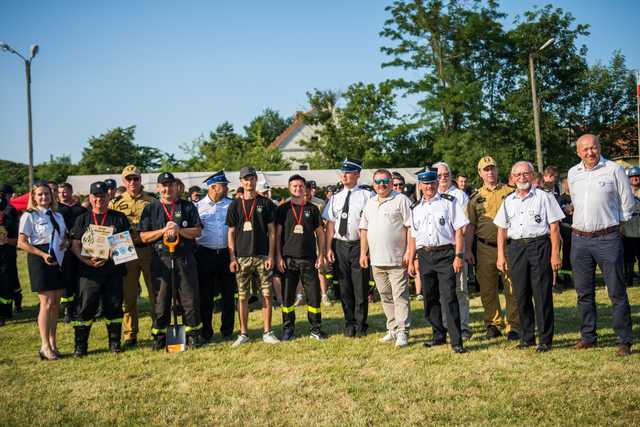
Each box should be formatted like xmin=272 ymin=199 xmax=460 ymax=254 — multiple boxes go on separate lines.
xmin=236 ymin=256 xmax=272 ymax=300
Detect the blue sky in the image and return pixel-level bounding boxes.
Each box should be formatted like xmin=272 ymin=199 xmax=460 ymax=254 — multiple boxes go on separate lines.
xmin=1 ymin=0 xmax=638 ymax=164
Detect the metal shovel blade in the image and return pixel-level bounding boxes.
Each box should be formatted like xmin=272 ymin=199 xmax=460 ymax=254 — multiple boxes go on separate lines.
xmin=166 ymin=324 xmax=186 ymax=353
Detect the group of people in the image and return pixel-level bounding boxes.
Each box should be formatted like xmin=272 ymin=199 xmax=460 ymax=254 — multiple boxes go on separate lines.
xmin=0 ymin=133 xmax=638 ymax=360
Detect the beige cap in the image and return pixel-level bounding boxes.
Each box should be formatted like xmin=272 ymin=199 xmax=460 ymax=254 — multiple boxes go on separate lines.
xmin=121 ymin=165 xmax=141 ymax=179
xmin=477 ymin=156 xmax=497 ymax=171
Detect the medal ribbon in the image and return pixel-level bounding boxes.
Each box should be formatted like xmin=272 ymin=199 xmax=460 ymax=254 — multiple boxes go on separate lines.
xmin=161 ymin=201 xmax=176 ymax=222
xmin=91 ymin=211 xmax=107 ymax=226
xmin=290 ymin=201 xmax=305 ymax=225
xmin=241 ymin=197 xmax=257 ymax=223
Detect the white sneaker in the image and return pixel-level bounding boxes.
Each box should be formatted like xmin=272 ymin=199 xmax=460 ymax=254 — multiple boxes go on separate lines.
xmin=232 ymin=334 xmax=250 ymax=348
xmin=416 ymin=294 xmax=424 ymax=301
xmin=395 ymin=331 xmax=409 ymax=348
xmin=321 ymin=294 xmax=332 ymax=307
xmin=263 ymin=331 xmax=280 ymax=344
xmin=379 ymin=331 xmax=397 ymax=343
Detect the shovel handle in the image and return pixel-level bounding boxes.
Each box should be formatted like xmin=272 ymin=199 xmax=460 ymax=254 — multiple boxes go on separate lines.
xmin=163 ymin=233 xmax=180 ymax=254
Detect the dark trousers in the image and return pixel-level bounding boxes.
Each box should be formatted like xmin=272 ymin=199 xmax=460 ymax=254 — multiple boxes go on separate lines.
xmin=418 ymin=247 xmax=462 ymax=347
xmin=151 ymin=253 xmax=201 ymax=333
xmin=507 ymin=237 xmax=554 ymax=346
xmin=61 ymin=253 xmax=80 ymax=310
xmin=76 ymin=272 xmax=124 ymax=322
xmin=571 ymin=231 xmax=632 ymax=345
xmin=623 ymin=236 xmax=640 ymax=286
xmin=335 ymin=240 xmax=368 ymax=332
xmin=0 ymin=259 xmax=13 ymax=319
xmin=282 ymin=257 xmax=322 ymax=332
xmin=560 ymin=224 xmax=573 ymax=284
xmin=196 ymin=247 xmax=235 ymax=339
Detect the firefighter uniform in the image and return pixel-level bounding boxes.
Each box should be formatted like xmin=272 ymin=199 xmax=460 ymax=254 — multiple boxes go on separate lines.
xmin=57 ymin=200 xmax=87 ymax=321
xmin=110 ymin=165 xmax=156 ymax=346
xmin=467 ymin=157 xmax=520 ymax=337
xmin=139 ymin=172 xmax=203 ymax=349
xmin=71 ymin=182 xmax=131 ymax=356
xmin=0 ymin=191 xmax=19 ymax=323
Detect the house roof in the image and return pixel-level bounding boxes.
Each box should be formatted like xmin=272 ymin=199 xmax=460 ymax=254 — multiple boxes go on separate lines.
xmin=268 ymin=111 xmax=311 ymax=150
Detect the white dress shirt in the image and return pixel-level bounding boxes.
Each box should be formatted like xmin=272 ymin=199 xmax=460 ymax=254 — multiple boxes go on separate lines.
xmin=196 ymin=195 xmax=231 ymax=249
xmin=493 ymin=187 xmax=565 ymax=239
xmin=323 ymin=186 xmax=374 ymax=241
xmin=568 ymin=157 xmax=635 ymax=232
xmin=18 ymin=208 xmax=66 ymax=246
xmin=411 ymin=193 xmax=469 ymax=248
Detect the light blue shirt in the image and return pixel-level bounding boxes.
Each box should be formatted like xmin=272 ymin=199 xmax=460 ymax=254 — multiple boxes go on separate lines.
xmin=196 ymin=195 xmax=231 ymax=249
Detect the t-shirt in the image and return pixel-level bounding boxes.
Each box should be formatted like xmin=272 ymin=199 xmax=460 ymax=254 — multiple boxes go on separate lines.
xmin=71 ymin=209 xmax=130 ymax=276
xmin=139 ymin=199 xmax=201 ymax=257
xmin=276 ymin=200 xmax=321 ymax=259
xmin=58 ymin=202 xmax=87 ymax=230
xmin=226 ymin=195 xmax=275 ymax=257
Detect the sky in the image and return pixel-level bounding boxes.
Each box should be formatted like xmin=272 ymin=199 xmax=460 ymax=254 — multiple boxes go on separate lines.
xmin=1 ymin=0 xmax=639 ymax=164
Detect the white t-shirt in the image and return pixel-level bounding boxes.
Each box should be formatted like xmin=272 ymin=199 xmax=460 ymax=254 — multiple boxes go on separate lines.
xmin=360 ymin=192 xmax=413 ymax=266
xmin=18 ymin=208 xmax=66 ymax=245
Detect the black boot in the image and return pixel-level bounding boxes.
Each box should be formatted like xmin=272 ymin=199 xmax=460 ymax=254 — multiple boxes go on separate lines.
xmin=13 ymin=289 xmax=22 ymax=313
xmin=624 ymin=263 xmax=634 ymax=288
xmin=107 ymin=322 xmax=122 ymax=353
xmin=153 ymin=334 xmax=167 ymax=351
xmin=73 ymin=326 xmax=90 ymax=357
xmin=187 ymin=332 xmax=206 ymax=349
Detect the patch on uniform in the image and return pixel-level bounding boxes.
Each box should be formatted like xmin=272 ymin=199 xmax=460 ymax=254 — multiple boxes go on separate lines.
xmin=119 ymin=203 xmax=129 ymax=210
xmin=477 ymin=197 xmax=486 ymax=203
xmin=341 ymin=212 xmax=348 ymax=219
xmin=597 ymin=180 xmax=606 ymax=187
xmin=304 ymin=211 xmax=310 ymax=217
xmin=257 ymin=206 xmax=263 ymax=213
xmin=534 ymin=214 xmax=542 ymax=224
xmin=182 ymin=220 xmax=188 ymax=227
xmin=175 ymin=211 xmax=182 ymax=219
xmin=439 ymin=217 xmax=445 ymax=226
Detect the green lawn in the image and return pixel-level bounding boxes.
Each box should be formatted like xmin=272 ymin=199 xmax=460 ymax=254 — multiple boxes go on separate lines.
xmin=2 ymin=252 xmax=640 ymax=426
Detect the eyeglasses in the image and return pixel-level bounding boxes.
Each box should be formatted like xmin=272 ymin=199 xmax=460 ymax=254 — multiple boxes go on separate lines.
xmin=512 ymin=172 xmax=532 ymax=178
xmin=125 ymin=176 xmax=141 ymax=182
xmin=437 ymin=173 xmax=450 ymax=179
xmin=393 ymin=183 xmax=404 ymax=187
xmin=374 ymin=178 xmax=391 ymax=185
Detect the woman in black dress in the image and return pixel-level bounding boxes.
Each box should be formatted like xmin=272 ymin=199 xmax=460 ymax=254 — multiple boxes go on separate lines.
xmin=17 ymin=183 xmax=67 ymax=360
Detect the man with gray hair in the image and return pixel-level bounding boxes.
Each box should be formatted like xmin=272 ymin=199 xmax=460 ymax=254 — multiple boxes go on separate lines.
xmin=359 ymin=169 xmax=413 ymax=348
xmin=494 ymin=161 xmax=564 ymax=352
xmin=568 ymin=134 xmax=635 ymax=356
xmin=434 ymin=161 xmax=472 ymax=340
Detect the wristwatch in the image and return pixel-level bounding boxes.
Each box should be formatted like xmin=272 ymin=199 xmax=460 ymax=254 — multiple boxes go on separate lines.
xmin=455 ymin=253 xmax=464 ymax=259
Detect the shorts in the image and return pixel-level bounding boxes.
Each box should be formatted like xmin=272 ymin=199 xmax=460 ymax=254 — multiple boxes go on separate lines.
xmin=236 ymin=256 xmax=272 ymax=300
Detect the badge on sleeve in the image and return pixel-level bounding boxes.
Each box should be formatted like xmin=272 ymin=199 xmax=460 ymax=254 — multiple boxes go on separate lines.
xmin=182 ymin=220 xmax=188 ymax=227
xmin=534 ymin=214 xmax=542 ymax=224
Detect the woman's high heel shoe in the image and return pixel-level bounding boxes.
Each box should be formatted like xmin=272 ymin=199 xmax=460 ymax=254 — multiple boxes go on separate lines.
xmin=39 ymin=349 xmax=59 ymax=361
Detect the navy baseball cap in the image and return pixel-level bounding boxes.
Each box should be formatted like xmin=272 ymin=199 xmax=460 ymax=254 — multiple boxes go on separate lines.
xmin=239 ymin=166 xmax=257 ymax=179
xmin=103 ymin=179 xmax=117 ymax=189
xmin=90 ymin=181 xmax=108 ymax=195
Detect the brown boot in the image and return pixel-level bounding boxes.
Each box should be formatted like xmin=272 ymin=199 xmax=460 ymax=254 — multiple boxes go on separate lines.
xmin=575 ymin=340 xmax=596 ymax=350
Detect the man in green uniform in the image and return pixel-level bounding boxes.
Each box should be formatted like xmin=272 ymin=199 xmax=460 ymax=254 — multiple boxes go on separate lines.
xmin=465 ymin=156 xmax=520 ymax=340
xmin=110 ymin=165 xmax=156 ymax=348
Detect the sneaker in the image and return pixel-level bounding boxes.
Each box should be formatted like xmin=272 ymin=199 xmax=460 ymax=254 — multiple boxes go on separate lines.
xmin=232 ymin=334 xmax=250 ymax=348
xmin=262 ymin=331 xmax=280 ymax=344
xmin=310 ymin=330 xmax=328 ymax=340
xmin=416 ymin=294 xmax=424 ymax=301
xmin=379 ymin=331 xmax=397 ymax=343
xmin=321 ymin=294 xmax=332 ymax=307
xmin=295 ymin=293 xmax=305 ymax=306
xmin=395 ymin=332 xmax=408 ymax=348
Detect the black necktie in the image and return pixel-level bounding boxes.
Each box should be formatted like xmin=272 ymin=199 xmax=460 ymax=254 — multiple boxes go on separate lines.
xmin=45 ymin=210 xmax=61 ymax=263
xmin=338 ymin=190 xmax=351 ymax=237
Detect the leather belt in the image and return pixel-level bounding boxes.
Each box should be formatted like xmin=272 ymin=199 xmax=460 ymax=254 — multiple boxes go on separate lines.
xmin=507 ymin=235 xmax=548 ymax=245
xmin=335 ymin=239 xmax=360 ymax=247
xmin=572 ymin=225 xmax=618 ymax=238
xmin=419 ymin=244 xmax=454 ymax=253
xmin=477 ymin=237 xmax=497 ymax=247
xmin=199 ymin=246 xmax=228 ymax=255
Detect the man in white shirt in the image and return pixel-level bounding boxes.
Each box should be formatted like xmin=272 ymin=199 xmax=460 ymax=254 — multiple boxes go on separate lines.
xmin=434 ymin=161 xmax=472 ymax=340
xmin=409 ymin=167 xmax=469 ymax=353
xmin=324 ymin=158 xmax=374 ymax=337
xmin=494 ymin=161 xmax=564 ymax=352
xmin=359 ymin=169 xmax=413 ymax=348
xmin=568 ymin=134 xmax=635 ymax=356
xmin=195 ymin=171 xmax=235 ymax=342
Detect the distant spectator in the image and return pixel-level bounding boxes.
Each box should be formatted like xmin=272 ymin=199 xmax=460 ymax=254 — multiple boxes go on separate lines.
xmin=188 ymin=186 xmax=202 ymax=203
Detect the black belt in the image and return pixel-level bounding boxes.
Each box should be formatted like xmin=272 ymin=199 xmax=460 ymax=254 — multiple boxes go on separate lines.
xmin=507 ymin=235 xmax=548 ymax=245
xmin=419 ymin=244 xmax=454 ymax=253
xmin=335 ymin=239 xmax=360 ymax=247
xmin=198 ymin=246 xmax=228 ymax=255
xmin=477 ymin=237 xmax=497 ymax=247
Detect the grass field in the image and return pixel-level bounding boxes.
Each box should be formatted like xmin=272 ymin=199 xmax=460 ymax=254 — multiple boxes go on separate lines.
xmin=2 ymin=252 xmax=640 ymax=426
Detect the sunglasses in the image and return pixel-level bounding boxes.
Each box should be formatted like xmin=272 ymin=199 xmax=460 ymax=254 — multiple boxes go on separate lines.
xmin=374 ymin=178 xmax=391 ymax=185
xmin=125 ymin=176 xmax=141 ymax=182
xmin=393 ymin=183 xmax=404 ymax=187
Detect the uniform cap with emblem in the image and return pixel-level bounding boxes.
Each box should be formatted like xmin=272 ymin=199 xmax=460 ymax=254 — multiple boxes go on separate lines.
xmin=157 ymin=172 xmax=176 ymax=184
xmin=203 ymin=170 xmax=229 ymax=186
xmin=341 ymin=158 xmax=363 ymax=173
xmin=103 ymin=178 xmax=117 ymax=190
xmin=121 ymin=164 xmax=141 ymax=179
xmin=239 ymin=166 xmax=257 ymax=179
xmin=89 ymin=181 xmax=108 ymax=195
xmin=477 ymin=156 xmax=497 ymax=171
xmin=416 ymin=166 xmax=438 ymax=183
xmin=626 ymin=166 xmax=640 ymax=177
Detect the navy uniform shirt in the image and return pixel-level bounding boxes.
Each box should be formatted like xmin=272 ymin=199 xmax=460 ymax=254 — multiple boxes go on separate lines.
xmin=139 ymin=199 xmax=201 ymax=257
xmin=276 ymin=200 xmax=321 ymax=259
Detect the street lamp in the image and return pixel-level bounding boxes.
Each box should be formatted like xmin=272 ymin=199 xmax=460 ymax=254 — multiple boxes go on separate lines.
xmin=528 ymin=37 xmax=554 ymax=173
xmin=1 ymin=41 xmax=39 ymax=189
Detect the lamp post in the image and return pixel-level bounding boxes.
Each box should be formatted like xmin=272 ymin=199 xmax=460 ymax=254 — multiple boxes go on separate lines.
xmin=1 ymin=42 xmax=39 ymax=189
xmin=528 ymin=37 xmax=554 ymax=173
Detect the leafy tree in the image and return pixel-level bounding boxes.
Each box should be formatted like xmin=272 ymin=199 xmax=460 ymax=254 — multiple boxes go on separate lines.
xmin=0 ymin=159 xmax=28 ymax=194
xmin=244 ymin=108 xmax=293 ymax=146
xmin=35 ymin=155 xmax=79 ymax=184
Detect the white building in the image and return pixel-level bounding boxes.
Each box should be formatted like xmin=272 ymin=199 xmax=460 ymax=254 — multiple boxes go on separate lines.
xmin=268 ymin=112 xmax=320 ymax=170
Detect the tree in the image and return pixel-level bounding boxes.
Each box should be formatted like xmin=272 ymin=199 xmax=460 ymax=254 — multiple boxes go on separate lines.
xmin=35 ymin=155 xmax=79 ymax=184
xmin=77 ymin=126 xmax=164 ymax=174
xmin=244 ymin=108 xmax=293 ymax=146
xmin=0 ymin=159 xmax=28 ymax=194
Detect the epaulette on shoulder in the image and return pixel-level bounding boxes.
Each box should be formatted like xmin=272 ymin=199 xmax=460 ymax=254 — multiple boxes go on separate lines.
xmin=440 ymin=193 xmax=455 ymax=202
xmin=469 ymin=190 xmax=480 ymax=200
xmin=111 ymin=195 xmax=123 ymax=203
xmin=410 ymin=199 xmax=419 ymax=209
